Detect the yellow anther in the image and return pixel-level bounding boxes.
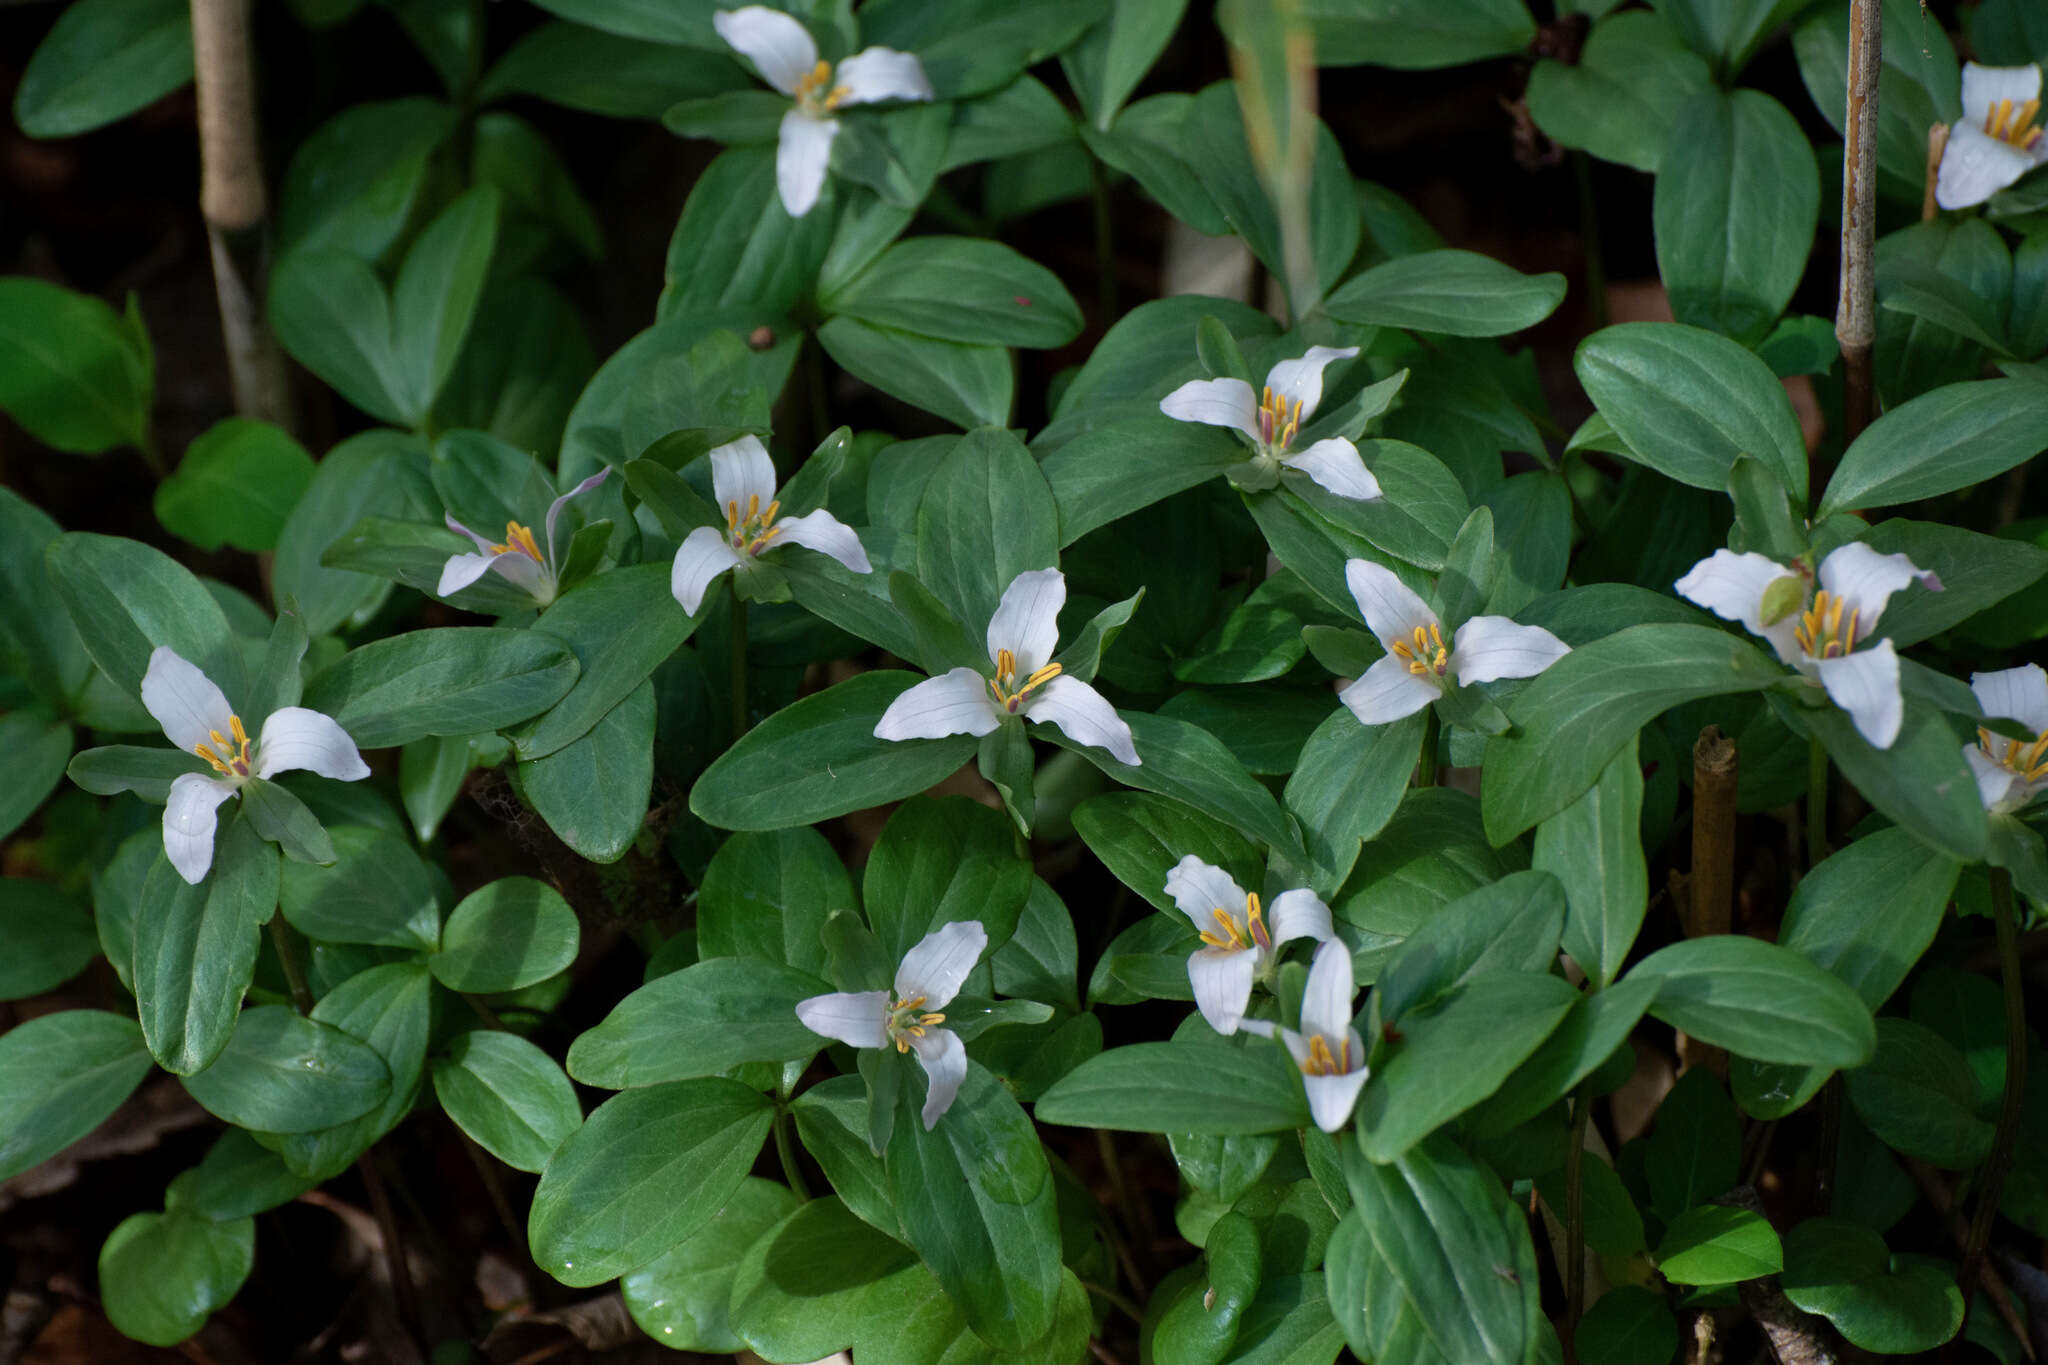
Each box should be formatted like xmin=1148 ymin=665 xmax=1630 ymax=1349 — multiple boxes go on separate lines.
xmin=1794 ymin=590 xmax=1860 ymax=660
xmin=726 ymin=492 xmax=787 ymax=556
xmin=1980 ymin=725 xmax=2048 ymax=784
xmin=921 ymin=1012 xmax=945 ymax=1026
xmin=491 ymin=521 xmax=543 ymax=562
xmin=1303 ymin=1033 xmax=1350 ymax=1077
xmin=194 ymin=711 xmax=256 ymax=776
xmin=1199 ymin=907 xmax=1246 ymax=950
xmin=1389 ymin=622 xmax=1449 ymax=676
xmin=995 ymin=648 xmax=1016 ymax=685
xmin=230 ymin=715 xmax=248 ymax=747
xmin=1988 ymin=97 xmax=2045 ymax=149
xmin=1255 ymin=387 xmax=1306 ymax=451
xmin=987 ymin=651 xmax=1062 ymax=713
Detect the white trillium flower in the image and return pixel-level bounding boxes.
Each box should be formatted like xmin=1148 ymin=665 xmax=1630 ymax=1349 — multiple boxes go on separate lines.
xmin=1242 ymin=939 xmax=1369 ymax=1132
xmin=1164 ymin=855 xmax=1333 ymax=1036
xmin=669 ymin=435 xmax=872 ymax=614
xmin=1965 ymin=664 xmax=2048 ymax=813
xmin=795 ymin=919 xmax=987 ymax=1129
xmin=1337 ymin=558 xmax=1571 ymax=726
xmin=713 ymin=6 xmax=934 ymax=218
xmin=438 ymin=469 xmax=609 ymax=607
xmin=873 ymin=568 xmax=1140 ymax=766
xmin=141 ymin=647 xmax=370 ymax=885
xmin=1936 ymin=62 xmax=2048 ymax=210
xmin=1675 ymin=543 xmax=1941 ymax=751
xmin=1159 ymin=346 xmax=1384 ymax=501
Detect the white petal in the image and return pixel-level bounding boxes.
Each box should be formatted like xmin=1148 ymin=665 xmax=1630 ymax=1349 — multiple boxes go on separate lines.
xmin=1674 ymin=549 xmax=1800 ymax=638
xmin=1338 ymin=655 xmax=1440 ymax=725
xmin=1972 ymin=664 xmax=2048 ymax=733
xmin=708 ymin=434 xmax=779 ymax=520
xmin=670 ymin=527 xmax=745 ymax=616
xmin=254 ymin=708 xmax=370 ymax=781
xmin=987 ymin=567 xmax=1065 ymax=676
xmin=1342 ymin=558 xmax=1437 ymax=643
xmin=1283 ymin=438 xmax=1382 ymax=501
xmin=775 ymin=109 xmax=837 ymax=218
xmin=1025 ymin=675 xmax=1139 ymax=766
xmin=1961 ymin=61 xmax=2043 ymax=127
xmin=1188 ymin=946 xmax=1258 ymax=1035
xmin=1936 ymin=118 xmax=2037 ymax=209
xmin=894 ymin=919 xmax=987 ymax=1007
xmin=1451 ymin=616 xmax=1572 ymax=685
xmin=873 ymin=668 xmax=1001 ymax=742
xmin=795 ymin=989 xmax=890 ymax=1049
xmin=1159 ymin=377 xmax=1259 ymax=441
xmin=1263 ymin=345 xmax=1359 ymax=422
xmin=909 ymin=1028 xmax=967 ymax=1129
xmin=437 ymin=552 xmax=502 ymax=598
xmin=714 ymin=5 xmax=818 ymax=95
xmin=1297 ymin=937 xmax=1355 ymax=1039
xmin=1303 ymin=1067 xmax=1370 ymax=1133
xmin=1966 ymin=744 xmax=2026 ymax=813
xmin=1815 ymin=640 xmax=1904 ymax=750
xmin=142 ymin=648 xmax=237 ymax=754
xmin=1817 ymin=542 xmax=1939 ymax=637
xmin=544 ymin=468 xmax=609 ymax=565
xmin=832 ymin=47 xmax=933 ymax=105
xmin=164 ymin=772 xmax=235 ymax=885
xmin=1164 ymin=855 xmax=1249 ymax=938
xmin=445 ymin=514 xmax=496 ymax=554
xmin=1238 ymin=1018 xmax=1280 ymax=1039
xmin=1268 ymin=888 xmax=1334 ymax=949
xmin=771 ymin=508 xmax=871 ymax=574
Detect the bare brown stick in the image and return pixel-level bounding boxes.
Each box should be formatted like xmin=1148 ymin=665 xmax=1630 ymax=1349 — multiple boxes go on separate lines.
xmin=1837 ymin=0 xmax=1882 ymax=444
xmin=1722 ymin=1186 xmax=1843 ymax=1365
xmin=357 ymin=1151 xmax=427 ymax=1353
xmin=190 ymin=0 xmax=293 ymax=429
xmin=1923 ymin=122 xmax=1950 ymax=221
xmin=1681 ymin=727 xmax=1736 ymax=1077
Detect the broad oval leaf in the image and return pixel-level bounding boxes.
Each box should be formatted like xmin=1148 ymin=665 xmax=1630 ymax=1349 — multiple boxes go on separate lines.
xmin=566 ymin=958 xmax=830 ymax=1089
xmin=301 ymin=627 xmax=579 ymax=748
xmin=0 ymin=1009 xmax=153 ymax=1182
xmin=1035 ymin=1040 xmax=1312 ymax=1134
xmin=431 ymin=877 xmax=579 ymax=993
xmin=1325 ymin=249 xmax=1566 ymax=337
xmin=432 ymin=1029 xmax=583 ymax=1173
xmin=1627 ymin=935 xmax=1878 ymax=1068
xmin=13 ymin=0 xmax=192 ymax=139
xmin=1818 ymin=378 xmax=2048 ymax=516
xmin=179 ymin=1004 xmax=391 ymax=1132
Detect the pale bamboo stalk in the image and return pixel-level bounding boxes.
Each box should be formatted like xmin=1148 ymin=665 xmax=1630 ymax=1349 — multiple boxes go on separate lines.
xmin=1837 ymin=0 xmax=1882 ymax=442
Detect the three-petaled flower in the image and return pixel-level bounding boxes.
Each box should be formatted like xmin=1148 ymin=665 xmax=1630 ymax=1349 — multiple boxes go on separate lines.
xmin=1337 ymin=558 xmax=1571 ymax=725
xmin=1242 ymin=939 xmax=1369 ymax=1132
xmin=1164 ymin=855 xmax=1333 ymax=1036
xmin=1159 ymin=345 xmax=1383 ymax=501
xmin=142 ymin=647 xmax=370 ymax=884
xmin=795 ymin=919 xmax=986 ymax=1129
xmin=438 ymin=469 xmax=609 ymax=608
xmin=713 ymin=6 xmax=934 ymax=218
xmin=873 ymin=568 xmax=1140 ymax=766
xmin=1965 ymin=664 xmax=2048 ymax=813
xmin=1676 ymin=543 xmax=1940 ymax=750
xmin=1936 ymin=62 xmax=2048 ymax=210
xmin=669 ymin=435 xmax=872 ymax=614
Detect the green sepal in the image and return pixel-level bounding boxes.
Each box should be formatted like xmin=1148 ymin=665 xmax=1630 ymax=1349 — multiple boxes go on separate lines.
xmin=238 ymin=778 xmax=336 ymax=867
xmin=1197 ymin=315 xmax=1254 ymax=383
xmin=979 ymin=722 xmax=1036 ymax=835
xmin=859 ymin=1044 xmax=900 ymax=1158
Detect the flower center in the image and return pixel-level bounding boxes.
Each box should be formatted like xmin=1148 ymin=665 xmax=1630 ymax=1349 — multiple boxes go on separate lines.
xmin=1302 ymin=1032 xmax=1352 ymax=1077
xmin=490 ymin=522 xmax=544 ymax=563
xmin=1388 ymin=622 xmax=1449 ymax=677
xmin=988 ymin=647 xmax=1061 ymax=714
xmin=1198 ymin=892 xmax=1270 ymax=952
xmin=726 ymin=494 xmax=784 ymax=557
xmin=1984 ymin=96 xmax=2044 ymax=150
xmin=195 ymin=714 xmax=255 ymax=780
xmin=886 ymin=992 xmax=947 ymax=1052
xmin=794 ymin=58 xmax=851 ymax=116
xmin=1255 ymin=386 xmax=1303 ymax=453
xmin=1793 ymin=589 xmax=1861 ymax=659
xmin=1979 ymin=726 xmax=2048 ymax=784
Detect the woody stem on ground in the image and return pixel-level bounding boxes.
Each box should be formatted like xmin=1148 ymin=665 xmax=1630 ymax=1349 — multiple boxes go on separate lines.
xmin=1836 ymin=0 xmax=1881 ymax=443
xmin=189 ymin=0 xmax=294 ymax=430
xmin=1959 ymin=866 xmax=2028 ymax=1314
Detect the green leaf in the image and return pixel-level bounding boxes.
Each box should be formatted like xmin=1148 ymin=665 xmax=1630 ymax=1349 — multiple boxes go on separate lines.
xmin=273 ymin=960 xmax=434 ymax=1180
xmin=0 ymin=487 xmax=92 ymax=706
xmin=1153 ymin=1208 xmax=1264 ymax=1362
xmin=860 ymin=0 xmax=1107 ymax=100
xmin=134 ymin=825 xmax=278 ymax=1075
xmin=1310 ymin=0 xmax=1534 ymax=66
xmin=1039 ymin=413 xmax=1243 ymax=547
xmin=431 ymin=877 xmax=578 ymax=992
xmin=1073 ymin=790 xmax=1264 ymax=915
xmin=913 ymin=428 xmax=1061 ymax=633
xmin=1525 ymin=11 xmax=1712 ymax=173
xmin=887 ymin=1062 xmax=1062 ymax=1351
xmin=236 ymin=778 xmax=334 ymax=867
xmin=656 ymin=145 xmax=838 ymax=318
xmin=46 ymin=531 xmax=241 ymax=701
xmin=13 ymin=0 xmax=191 ymax=138
xmin=816 ymin=316 xmax=1012 ymax=430
xmin=434 ymin=279 xmax=597 ymax=455
xmin=1481 ymin=624 xmax=1784 ymax=845
xmin=1845 ymin=1017 xmax=1995 ymax=1167
xmin=1574 ymin=1284 xmax=1679 ymax=1365
xmin=268 ymin=249 xmax=408 ymax=424
xmin=165 ymin=1129 xmax=316 ymax=1221
xmin=863 ymin=796 xmax=1032 ymax=963
xmin=697 ymin=827 xmax=853 ymax=980
xmin=180 ymin=1003 xmax=390 ymax=1132
xmin=1817 ymin=378 xmax=2048 ymax=517
xmin=273 ymin=430 xmax=433 ymax=635
xmin=825 ymin=237 xmax=1083 ymax=350
xmin=1532 ymin=734 xmax=1646 ymax=988
xmin=1626 ymin=934 xmax=1878 ymax=1067
xmin=1655 ymin=1205 xmax=1782 ymax=1285
xmin=622 ymin=1177 xmax=804 ymax=1352
xmin=689 ymin=670 xmax=980 ymax=831
xmin=1326 ymin=250 xmax=1565 ymax=337
xmin=726 ymin=1197 xmax=925 ymax=1359
xmin=1061 ymin=0 xmax=1187 ymax=129
xmin=519 ymin=678 xmax=655 ymax=863
xmin=1283 ymin=708 xmax=1425 ymax=895
xmin=529 ymin=1078 xmax=774 ymax=1286
xmin=154 ymin=419 xmax=315 ymax=554
xmin=1652 ymin=90 xmax=1818 ymax=344
xmin=97 ymin=1210 xmax=252 ymax=1347
xmin=566 ymin=957 xmax=829 ymax=1088
xmin=1861 ymin=519 xmax=2048 ymax=648
xmin=388 ymin=184 xmax=502 ymax=422
xmin=1778 ymin=694 xmax=1987 ymax=861
xmin=1470 ymin=977 xmax=1658 ymax=1137
xmin=71 ymin=746 xmax=206 ymax=805
xmin=301 ymin=626 xmax=580 ymax=748
xmin=1644 ymin=1068 xmax=1741 ymax=1218
xmin=278 ymin=825 xmax=440 ymax=950
xmin=0 ymin=1010 xmax=152 ymax=1181
xmin=1336 ymin=788 xmax=1527 ymax=970
xmin=0 ymin=710 xmax=70 ymax=841
xmin=276 ymin=98 xmax=455 ymax=258
xmin=1374 ymin=871 xmax=1567 ymax=1021
xmin=1780 ymin=1218 xmax=1964 ymax=1353
xmin=1036 ymin=1039 xmax=1312 ymax=1134
xmin=0 ymin=878 xmax=97 ymax=1000
xmin=1574 ymin=321 xmax=1809 ymax=502
xmin=432 ymin=1029 xmax=583 ymax=1173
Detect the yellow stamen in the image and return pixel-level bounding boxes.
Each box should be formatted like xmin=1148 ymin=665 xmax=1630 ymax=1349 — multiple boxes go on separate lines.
xmin=193 ymin=711 xmax=256 ymax=777
xmin=921 ymin=1012 xmax=945 ymax=1026
xmin=1793 ymin=589 xmax=1860 ymax=660
xmin=986 ymin=651 xmax=1063 ymax=714
xmin=725 ymin=491 xmax=786 ymax=557
xmin=1987 ymin=97 xmax=2045 ymax=150
xmin=1388 ymin=621 xmax=1449 ymax=676
xmin=1303 ymin=1033 xmax=1350 ymax=1077
xmin=1198 ymin=906 xmax=1246 ymax=950
xmin=489 ymin=521 xmax=543 ymax=562
xmin=1979 ymin=725 xmax=2048 ymax=784
xmin=1196 ymin=892 xmax=1269 ymax=952
xmin=1255 ymin=387 xmax=1306 ymax=451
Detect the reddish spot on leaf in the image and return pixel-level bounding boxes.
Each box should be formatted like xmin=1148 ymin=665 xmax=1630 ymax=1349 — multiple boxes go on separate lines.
xmin=1014 ymin=295 xmax=1032 ymax=306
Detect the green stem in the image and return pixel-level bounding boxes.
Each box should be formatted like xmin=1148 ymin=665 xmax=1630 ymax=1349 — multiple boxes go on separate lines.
xmin=773 ymin=1105 xmax=812 ymax=1200
xmin=463 ymin=992 xmax=506 ymax=1030
xmin=268 ymin=915 xmax=313 ymax=1015
xmin=1082 ymin=1280 xmax=1144 ymax=1325
xmin=1806 ymin=734 xmax=1829 ymax=868
xmin=1960 ymin=866 xmax=2028 ymax=1308
xmin=135 ymin=429 xmax=168 ymax=481
xmin=1417 ymin=709 xmax=1440 ymax=788
xmin=1091 ymin=156 xmax=1117 ymax=322
xmin=804 ymin=336 xmax=831 ymax=451
xmin=1562 ymin=1078 xmax=1593 ymax=1365
xmin=729 ymin=595 xmax=750 ymax=740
